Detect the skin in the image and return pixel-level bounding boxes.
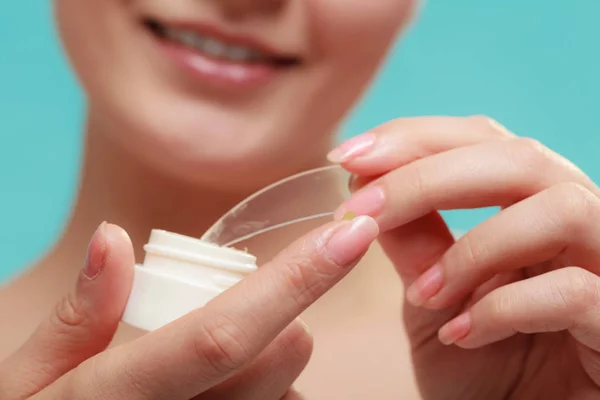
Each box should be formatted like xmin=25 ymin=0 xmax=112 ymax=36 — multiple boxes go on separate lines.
xmin=0 ymin=219 xmax=382 ymax=399
xmin=53 ymin=0 xmax=416 ymax=191
xmin=1 ymin=0 xmax=600 ymax=399
xmin=334 ymin=116 xmax=600 ymax=399
xmin=0 ymin=0 xmax=419 ymax=399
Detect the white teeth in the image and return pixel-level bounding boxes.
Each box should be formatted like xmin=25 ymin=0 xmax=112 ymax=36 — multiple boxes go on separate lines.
xmin=227 ymin=46 xmax=252 ymax=61
xmin=250 ymin=50 xmax=265 ymax=60
xmin=179 ymin=32 xmax=198 ymax=47
xmin=203 ymin=39 xmax=226 ymax=57
xmin=162 ymin=27 xmax=269 ymax=63
xmin=164 ymin=29 xmax=178 ymax=40
xmin=192 ymin=35 xmax=205 ymax=49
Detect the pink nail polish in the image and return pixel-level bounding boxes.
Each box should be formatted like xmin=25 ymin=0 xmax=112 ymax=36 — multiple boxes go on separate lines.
xmin=406 ymin=263 xmax=444 ymax=307
xmin=334 ymin=185 xmax=385 ymax=219
xmin=325 ymin=216 xmax=379 ymax=266
xmin=438 ymin=312 xmax=472 ymax=345
xmin=327 ymin=132 xmax=377 ymax=163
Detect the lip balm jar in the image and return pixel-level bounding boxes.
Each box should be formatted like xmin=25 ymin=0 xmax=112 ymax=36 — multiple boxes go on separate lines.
xmin=122 ymin=165 xmax=350 ymax=332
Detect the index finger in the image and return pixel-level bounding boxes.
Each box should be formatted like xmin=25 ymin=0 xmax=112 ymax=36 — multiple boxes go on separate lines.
xmin=62 ymin=216 xmax=378 ymax=400
xmin=329 ymin=115 xmax=515 ymax=177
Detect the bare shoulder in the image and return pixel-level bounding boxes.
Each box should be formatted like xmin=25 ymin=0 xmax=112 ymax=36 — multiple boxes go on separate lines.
xmin=0 ymin=273 xmax=35 ymax=359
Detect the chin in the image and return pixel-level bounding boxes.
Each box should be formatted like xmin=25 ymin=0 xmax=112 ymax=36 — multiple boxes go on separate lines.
xmin=146 ymin=149 xmax=329 ymax=194
xmin=147 ymin=145 xmax=327 ymax=194
xmin=94 ymin=102 xmax=330 ymax=194
xmin=56 ymin=0 xmax=414 ymax=194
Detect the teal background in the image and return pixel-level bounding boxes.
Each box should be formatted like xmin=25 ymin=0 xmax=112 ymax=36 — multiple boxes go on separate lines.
xmin=1 ymin=1 xmax=599 ymax=281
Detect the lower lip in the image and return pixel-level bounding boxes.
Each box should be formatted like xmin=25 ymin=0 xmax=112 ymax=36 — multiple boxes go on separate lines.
xmin=153 ymin=36 xmax=281 ymax=89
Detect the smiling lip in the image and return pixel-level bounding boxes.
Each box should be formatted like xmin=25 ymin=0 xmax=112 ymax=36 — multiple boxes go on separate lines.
xmin=143 ymin=18 xmax=301 ymax=90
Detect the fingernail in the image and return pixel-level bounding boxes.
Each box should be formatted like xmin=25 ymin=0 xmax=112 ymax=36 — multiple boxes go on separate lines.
xmin=84 ymin=222 xmax=108 ymax=279
xmin=327 ymin=132 xmax=377 ymax=163
xmin=347 ymin=174 xmax=356 ymax=193
xmin=406 ymin=263 xmax=444 ymax=307
xmin=334 ymin=185 xmax=386 ymax=220
xmin=347 ymin=174 xmax=371 ymax=194
xmin=325 ymin=216 xmax=379 ymax=266
xmin=438 ymin=312 xmax=472 ymax=345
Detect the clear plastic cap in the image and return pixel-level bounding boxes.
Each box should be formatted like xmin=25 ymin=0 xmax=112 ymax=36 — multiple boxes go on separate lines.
xmin=201 ymin=165 xmax=351 ymax=248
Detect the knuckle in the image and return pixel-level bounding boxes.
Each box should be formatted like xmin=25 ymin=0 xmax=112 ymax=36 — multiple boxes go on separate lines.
xmin=468 ymin=115 xmax=513 ymax=138
xmin=369 ymin=121 xmax=390 ymax=137
xmin=488 ymin=288 xmax=515 ymax=323
xmin=281 ymin=321 xmax=314 ymax=365
xmin=553 ymin=267 xmax=600 ymax=314
xmin=281 ymin=255 xmax=328 ymax=310
xmin=467 ymin=115 xmax=493 ymax=126
xmin=402 ymin=164 xmax=426 ymax=199
xmin=194 ymin=314 xmax=252 ymax=376
xmin=555 ymin=267 xmax=600 ymax=313
xmin=52 ymin=292 xmax=87 ymax=332
xmin=53 ymin=362 xmax=88 ymax=399
xmin=272 ymin=229 xmax=348 ymax=313
xmin=72 ymin=355 xmax=147 ymax=399
xmin=456 ymin=234 xmax=485 ymax=273
xmin=93 ymin=351 xmax=156 ymax=398
xmin=56 ymin=378 xmax=78 ymax=399
xmin=507 ymin=137 xmax=553 ymax=172
xmin=548 ymin=182 xmax=600 ymax=235
xmin=91 ymin=352 xmax=153 ymax=398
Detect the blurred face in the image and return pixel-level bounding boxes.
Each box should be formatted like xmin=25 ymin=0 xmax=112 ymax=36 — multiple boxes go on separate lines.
xmin=54 ymin=0 xmax=416 ymax=191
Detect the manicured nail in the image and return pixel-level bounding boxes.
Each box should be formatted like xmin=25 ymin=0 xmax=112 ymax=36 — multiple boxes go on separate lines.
xmin=438 ymin=312 xmax=472 ymax=345
xmin=347 ymin=174 xmax=371 ymax=194
xmin=327 ymin=132 xmax=377 ymax=163
xmin=406 ymin=263 xmax=444 ymax=307
xmin=334 ymin=185 xmax=386 ymax=220
xmin=347 ymin=174 xmax=356 ymax=193
xmin=325 ymin=216 xmax=379 ymax=266
xmin=84 ymin=222 xmax=108 ymax=279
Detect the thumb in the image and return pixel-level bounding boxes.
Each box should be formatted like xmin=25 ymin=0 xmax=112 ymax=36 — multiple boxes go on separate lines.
xmin=0 ymin=223 xmax=135 ymax=398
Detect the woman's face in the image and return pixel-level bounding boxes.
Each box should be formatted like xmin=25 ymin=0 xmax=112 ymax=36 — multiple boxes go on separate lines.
xmin=54 ymin=0 xmax=416 ymax=191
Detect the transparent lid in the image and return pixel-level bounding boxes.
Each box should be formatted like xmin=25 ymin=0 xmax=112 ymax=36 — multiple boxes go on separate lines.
xmin=201 ymin=165 xmax=351 ymax=247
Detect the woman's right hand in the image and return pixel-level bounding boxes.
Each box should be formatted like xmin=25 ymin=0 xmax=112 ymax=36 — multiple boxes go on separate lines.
xmin=0 ymin=219 xmax=379 ymax=400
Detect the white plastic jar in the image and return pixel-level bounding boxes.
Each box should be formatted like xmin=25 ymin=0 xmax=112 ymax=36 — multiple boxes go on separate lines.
xmin=122 ymin=229 xmax=257 ymax=332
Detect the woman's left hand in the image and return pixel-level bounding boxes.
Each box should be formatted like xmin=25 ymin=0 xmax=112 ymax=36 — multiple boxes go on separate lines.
xmin=331 ymin=116 xmax=600 ymax=400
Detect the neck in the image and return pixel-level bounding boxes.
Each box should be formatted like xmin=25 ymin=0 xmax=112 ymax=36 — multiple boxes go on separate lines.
xmin=65 ymin=124 xmax=247 ymax=260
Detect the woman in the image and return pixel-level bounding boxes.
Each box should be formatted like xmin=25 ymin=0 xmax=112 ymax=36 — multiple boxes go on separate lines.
xmin=2 ymin=0 xmax=600 ymax=399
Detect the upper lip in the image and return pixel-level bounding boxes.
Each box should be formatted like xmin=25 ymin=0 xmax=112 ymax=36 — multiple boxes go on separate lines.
xmin=143 ymin=17 xmax=301 ymax=63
